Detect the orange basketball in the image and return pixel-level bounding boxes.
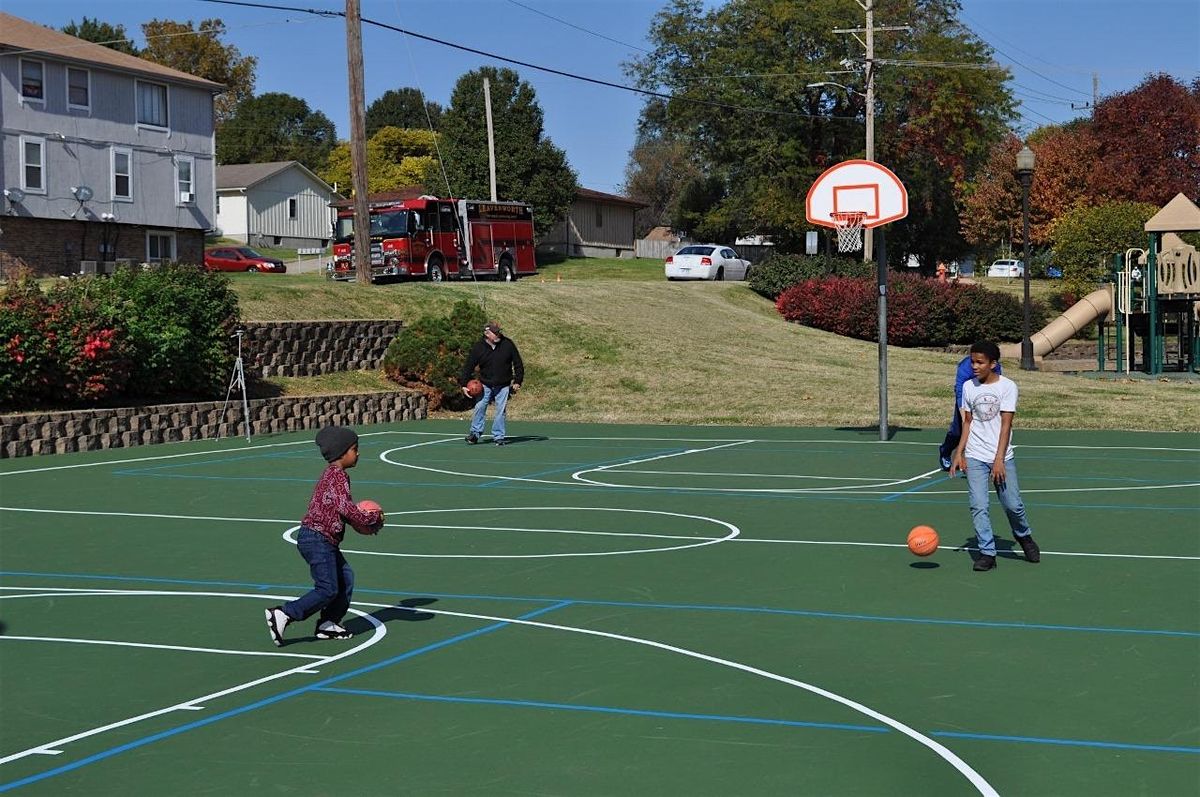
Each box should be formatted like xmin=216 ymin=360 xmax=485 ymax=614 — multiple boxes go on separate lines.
xmin=907 ymin=525 xmax=939 ymax=557
xmin=466 ymin=379 xmax=484 ymax=399
xmin=354 ymin=499 xmax=384 ymax=535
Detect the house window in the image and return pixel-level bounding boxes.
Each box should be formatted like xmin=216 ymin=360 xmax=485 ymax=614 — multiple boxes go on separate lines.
xmin=20 ymin=136 xmax=46 ymax=194
xmin=136 ymin=81 xmax=169 ymax=128
xmin=288 ymin=198 xmax=298 ymax=219
xmin=176 ymin=156 xmax=194 ymax=204
xmin=67 ymin=67 xmax=90 ymax=110
xmin=146 ymin=231 xmax=176 ymax=263
xmin=111 ymin=147 xmax=132 ymax=201
xmin=20 ymin=59 xmax=44 ymax=101
xmin=595 ymin=207 xmax=603 ymax=228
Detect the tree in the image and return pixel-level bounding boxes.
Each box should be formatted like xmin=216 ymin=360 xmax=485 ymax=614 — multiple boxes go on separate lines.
xmin=320 ymin=127 xmax=440 ymax=194
xmin=61 ymin=17 xmax=139 ymax=56
xmin=139 ymin=18 xmax=256 ymax=126
xmin=1052 ymin=201 xmax=1158 ymax=296
xmin=626 ymin=0 xmax=1015 ymax=258
xmin=439 ymin=67 xmax=577 ymax=239
xmin=217 ymin=92 xmax=337 ymax=172
xmin=366 ymin=88 xmax=443 ymax=137
xmin=622 ymin=119 xmax=703 ymax=237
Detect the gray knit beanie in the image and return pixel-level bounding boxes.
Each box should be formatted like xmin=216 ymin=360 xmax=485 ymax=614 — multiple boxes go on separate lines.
xmin=316 ymin=426 xmax=358 ymax=462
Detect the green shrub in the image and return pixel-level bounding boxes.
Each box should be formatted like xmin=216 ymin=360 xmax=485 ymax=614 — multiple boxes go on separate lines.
xmin=382 ymin=298 xmax=487 ymax=410
xmin=749 ymin=252 xmax=873 ymax=299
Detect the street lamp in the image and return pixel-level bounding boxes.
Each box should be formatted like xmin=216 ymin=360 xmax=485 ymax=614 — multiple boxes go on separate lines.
xmin=805 ymin=81 xmax=867 ymax=98
xmin=1016 ymin=144 xmax=1036 ymax=370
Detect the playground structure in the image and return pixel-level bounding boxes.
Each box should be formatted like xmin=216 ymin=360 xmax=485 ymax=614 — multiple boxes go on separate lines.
xmin=1005 ymin=193 xmax=1200 ymax=375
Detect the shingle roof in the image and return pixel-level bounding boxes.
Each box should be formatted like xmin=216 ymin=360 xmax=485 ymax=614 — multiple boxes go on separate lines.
xmin=576 ymin=187 xmax=648 ymax=208
xmin=0 ymin=12 xmax=223 ymax=91
xmin=216 ymin=162 xmax=296 ymax=190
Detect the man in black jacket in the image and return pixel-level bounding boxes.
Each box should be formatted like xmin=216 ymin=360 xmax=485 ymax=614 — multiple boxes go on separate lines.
xmin=460 ymin=321 xmax=524 ymax=446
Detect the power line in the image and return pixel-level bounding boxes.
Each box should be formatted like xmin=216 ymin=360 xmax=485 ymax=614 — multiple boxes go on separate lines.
xmin=503 ymin=0 xmax=650 ymax=55
xmin=950 ymin=17 xmax=1090 ymax=97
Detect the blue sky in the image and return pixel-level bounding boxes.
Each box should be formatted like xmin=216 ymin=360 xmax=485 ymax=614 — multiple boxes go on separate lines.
xmin=18 ymin=0 xmax=1200 ymax=195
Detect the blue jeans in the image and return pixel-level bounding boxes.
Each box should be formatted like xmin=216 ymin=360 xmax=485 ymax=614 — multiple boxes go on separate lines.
xmin=965 ymin=457 xmax=1033 ymax=557
xmin=283 ymin=527 xmax=354 ymax=624
xmin=470 ymin=384 xmax=511 ymax=441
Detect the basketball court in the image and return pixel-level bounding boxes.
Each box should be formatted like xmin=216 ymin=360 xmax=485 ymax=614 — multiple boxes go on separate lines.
xmin=1 ymin=420 xmax=1197 ymax=794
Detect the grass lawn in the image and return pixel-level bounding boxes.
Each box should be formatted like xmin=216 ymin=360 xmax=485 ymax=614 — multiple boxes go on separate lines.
xmin=230 ymin=263 xmax=1197 ymax=432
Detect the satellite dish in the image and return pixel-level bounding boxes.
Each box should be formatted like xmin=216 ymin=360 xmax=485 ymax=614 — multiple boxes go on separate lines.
xmin=72 ymin=185 xmax=94 ymax=202
xmin=3 ymin=188 xmax=25 ymax=203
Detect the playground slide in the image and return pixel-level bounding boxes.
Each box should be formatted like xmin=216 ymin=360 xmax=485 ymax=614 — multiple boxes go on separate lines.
xmin=1000 ymin=286 xmax=1112 ymax=360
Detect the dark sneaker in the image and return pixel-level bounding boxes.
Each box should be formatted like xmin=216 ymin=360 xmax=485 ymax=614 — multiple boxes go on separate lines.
xmin=1015 ymin=534 xmax=1041 ymax=563
xmin=465 ymin=433 xmax=479 ymax=445
xmin=973 ymin=554 xmax=997 ymax=572
xmin=494 ymin=438 xmax=508 ymax=447
xmin=265 ymin=606 xmax=290 ymax=646
xmin=316 ymin=620 xmax=353 ymax=640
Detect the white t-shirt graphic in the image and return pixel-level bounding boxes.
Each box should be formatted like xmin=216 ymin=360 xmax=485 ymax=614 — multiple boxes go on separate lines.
xmin=961 ymin=375 xmax=1017 ymax=462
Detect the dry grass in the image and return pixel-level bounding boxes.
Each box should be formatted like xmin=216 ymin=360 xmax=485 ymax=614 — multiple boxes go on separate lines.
xmin=235 ymin=269 xmax=1200 ymax=432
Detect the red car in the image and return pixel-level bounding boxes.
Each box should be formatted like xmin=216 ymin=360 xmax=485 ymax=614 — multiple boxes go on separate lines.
xmin=203 ymin=247 xmax=287 ymax=273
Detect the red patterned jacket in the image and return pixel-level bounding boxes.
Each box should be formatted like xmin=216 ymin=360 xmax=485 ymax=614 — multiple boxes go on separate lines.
xmin=300 ymin=464 xmax=381 ymax=545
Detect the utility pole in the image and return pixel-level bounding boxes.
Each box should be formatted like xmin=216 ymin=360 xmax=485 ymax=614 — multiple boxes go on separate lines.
xmin=483 ymin=77 xmax=498 ymax=202
xmin=346 ymin=0 xmax=371 ymax=283
xmin=833 ymin=3 xmax=909 ymax=264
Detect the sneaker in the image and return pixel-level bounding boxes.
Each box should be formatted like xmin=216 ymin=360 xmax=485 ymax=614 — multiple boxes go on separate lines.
xmin=939 ymin=454 xmax=952 ymax=471
xmin=1015 ymin=534 xmax=1041 ymax=563
xmin=265 ymin=606 xmax=290 ymax=646
xmin=973 ymin=554 xmax=997 ymax=572
xmin=494 ymin=438 xmax=508 ymax=447
xmin=465 ymin=433 xmax=479 ymax=445
xmin=316 ymin=620 xmax=353 ymax=640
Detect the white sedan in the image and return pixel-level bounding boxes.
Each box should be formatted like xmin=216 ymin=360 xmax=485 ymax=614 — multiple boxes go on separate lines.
xmin=665 ymin=245 xmax=751 ymax=281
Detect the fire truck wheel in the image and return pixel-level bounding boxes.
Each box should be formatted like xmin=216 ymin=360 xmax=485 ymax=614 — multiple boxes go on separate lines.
xmin=428 ymin=260 xmax=445 ymax=282
xmin=499 ymin=260 xmax=516 ymax=282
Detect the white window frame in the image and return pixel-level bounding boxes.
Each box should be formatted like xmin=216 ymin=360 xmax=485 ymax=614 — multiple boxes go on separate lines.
xmin=111 ymin=146 xmax=133 ymax=202
xmin=288 ymin=198 xmax=298 ymax=219
xmin=19 ymin=58 xmax=45 ymax=104
xmin=175 ymin=155 xmax=195 ymax=205
xmin=146 ymin=231 xmax=176 ymax=263
xmin=20 ymin=135 xmax=46 ymax=194
xmin=66 ymin=66 xmax=91 ymax=111
xmin=135 ymin=80 xmax=169 ymax=130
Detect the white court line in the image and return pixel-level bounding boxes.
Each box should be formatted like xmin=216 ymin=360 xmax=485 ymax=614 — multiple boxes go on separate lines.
xmin=0 ymin=635 xmax=325 ymax=660
xmin=731 ymin=539 xmax=1200 ymax=561
xmin=0 ymin=588 xmax=385 ymax=766
xmin=352 ymin=600 xmax=1000 ymax=797
xmin=616 ymin=469 xmax=900 ymax=481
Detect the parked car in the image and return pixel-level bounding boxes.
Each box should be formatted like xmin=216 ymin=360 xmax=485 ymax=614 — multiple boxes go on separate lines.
xmin=204 ymin=247 xmax=287 ymax=273
xmin=986 ymin=258 xmax=1024 ymax=278
xmin=665 ymin=245 xmax=751 ymax=281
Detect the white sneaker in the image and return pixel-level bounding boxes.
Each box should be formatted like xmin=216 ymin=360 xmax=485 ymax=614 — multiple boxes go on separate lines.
xmin=315 ymin=620 xmax=353 ymax=640
xmin=265 ymin=606 xmax=290 ymax=647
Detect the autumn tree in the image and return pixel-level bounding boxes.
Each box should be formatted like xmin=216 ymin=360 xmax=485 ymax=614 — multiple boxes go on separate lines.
xmin=217 ymin=92 xmax=336 ymax=172
xmin=1052 ymin=202 xmax=1158 ymax=295
xmin=366 ymin=88 xmax=443 ymax=137
xmin=139 ymin=18 xmax=256 ymax=126
xmin=61 ymin=17 xmax=139 ymax=55
xmin=320 ymin=127 xmax=440 ymax=195
xmin=622 ymin=120 xmax=702 ymax=237
xmin=440 ymin=67 xmax=576 ymax=240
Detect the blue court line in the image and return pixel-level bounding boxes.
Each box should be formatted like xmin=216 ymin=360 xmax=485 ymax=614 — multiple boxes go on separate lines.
xmin=313 ymin=688 xmax=1200 ymax=755
xmin=0 ymin=601 xmax=571 ymax=793
xmin=882 ymin=475 xmax=951 ymax=502
xmin=3 ymin=571 xmax=1197 ymax=638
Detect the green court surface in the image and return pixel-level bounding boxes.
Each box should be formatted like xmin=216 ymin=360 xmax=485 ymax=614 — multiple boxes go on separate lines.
xmin=0 ymin=420 xmax=1197 ymax=795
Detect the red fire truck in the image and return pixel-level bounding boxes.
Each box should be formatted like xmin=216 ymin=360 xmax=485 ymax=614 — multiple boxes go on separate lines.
xmin=328 ymin=197 xmax=537 ymax=282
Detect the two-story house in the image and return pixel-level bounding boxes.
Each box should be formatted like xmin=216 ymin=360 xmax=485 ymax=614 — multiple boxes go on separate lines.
xmin=0 ymin=12 xmax=222 ymax=276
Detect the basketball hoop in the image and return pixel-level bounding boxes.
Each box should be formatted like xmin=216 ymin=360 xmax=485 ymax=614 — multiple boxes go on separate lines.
xmin=831 ymin=211 xmax=867 ymax=253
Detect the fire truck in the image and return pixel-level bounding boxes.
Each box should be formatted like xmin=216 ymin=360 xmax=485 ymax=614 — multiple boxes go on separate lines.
xmin=328 ymin=197 xmax=537 ymax=282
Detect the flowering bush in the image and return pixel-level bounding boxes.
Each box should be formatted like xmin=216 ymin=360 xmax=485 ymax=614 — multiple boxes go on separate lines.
xmin=776 ymin=273 xmax=1046 ymax=346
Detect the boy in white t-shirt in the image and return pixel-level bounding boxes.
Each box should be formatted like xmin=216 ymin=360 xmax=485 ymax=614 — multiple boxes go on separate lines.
xmin=949 ymin=340 xmax=1040 ymax=571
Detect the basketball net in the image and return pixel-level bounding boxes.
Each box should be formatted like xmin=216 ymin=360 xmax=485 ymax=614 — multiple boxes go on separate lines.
xmin=831 ymin=211 xmax=866 ymax=253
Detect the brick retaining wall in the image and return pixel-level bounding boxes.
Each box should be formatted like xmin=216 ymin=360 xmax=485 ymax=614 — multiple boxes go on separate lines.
xmin=1 ymin=391 xmax=426 ymax=459
xmin=240 ymin=320 xmax=403 ymax=378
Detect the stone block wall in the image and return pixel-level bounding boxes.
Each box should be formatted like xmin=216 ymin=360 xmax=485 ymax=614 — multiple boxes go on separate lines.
xmin=240 ymin=320 xmax=404 ymax=378
xmin=1 ymin=391 xmax=426 ymax=459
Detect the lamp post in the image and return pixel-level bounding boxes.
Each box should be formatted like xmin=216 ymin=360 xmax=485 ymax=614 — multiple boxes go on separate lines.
xmin=1016 ymin=144 xmax=1036 ymax=371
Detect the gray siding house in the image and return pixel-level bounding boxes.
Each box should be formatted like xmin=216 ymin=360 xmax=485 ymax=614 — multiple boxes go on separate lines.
xmin=216 ymin=161 xmax=338 ymax=249
xmin=541 ymin=188 xmax=647 ymax=258
xmin=0 ymin=12 xmax=222 ymax=275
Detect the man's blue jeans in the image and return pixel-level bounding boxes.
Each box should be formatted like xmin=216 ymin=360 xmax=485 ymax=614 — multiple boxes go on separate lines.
xmin=283 ymin=527 xmax=354 ymax=624
xmin=470 ymin=384 xmax=511 ymax=441
xmin=965 ymin=457 xmax=1033 ymax=557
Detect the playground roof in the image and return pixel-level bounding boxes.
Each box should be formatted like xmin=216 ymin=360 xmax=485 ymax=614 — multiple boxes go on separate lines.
xmin=1145 ymin=193 xmax=1200 ymax=232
